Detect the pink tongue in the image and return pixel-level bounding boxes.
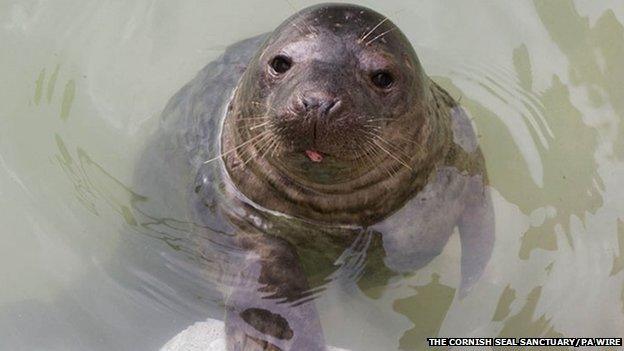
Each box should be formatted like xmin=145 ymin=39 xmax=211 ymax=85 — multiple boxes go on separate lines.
xmin=305 ymin=149 xmax=324 ymax=162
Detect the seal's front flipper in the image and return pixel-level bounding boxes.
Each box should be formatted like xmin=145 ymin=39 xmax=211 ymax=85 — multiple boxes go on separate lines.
xmin=225 ymin=233 xmax=326 ymax=351
xmin=457 ymin=179 xmax=494 ymax=297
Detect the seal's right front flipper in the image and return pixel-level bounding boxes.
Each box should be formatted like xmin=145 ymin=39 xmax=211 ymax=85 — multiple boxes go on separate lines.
xmin=225 ymin=233 xmax=326 ymax=351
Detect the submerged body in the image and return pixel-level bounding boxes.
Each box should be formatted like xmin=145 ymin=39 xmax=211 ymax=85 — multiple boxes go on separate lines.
xmin=137 ymin=4 xmax=494 ymax=350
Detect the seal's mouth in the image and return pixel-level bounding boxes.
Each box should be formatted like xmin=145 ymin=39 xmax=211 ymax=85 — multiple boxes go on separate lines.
xmin=305 ymin=149 xmax=324 ymax=162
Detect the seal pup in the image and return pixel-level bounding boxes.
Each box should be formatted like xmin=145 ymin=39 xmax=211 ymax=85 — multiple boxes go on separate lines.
xmin=138 ymin=3 xmax=494 ymax=350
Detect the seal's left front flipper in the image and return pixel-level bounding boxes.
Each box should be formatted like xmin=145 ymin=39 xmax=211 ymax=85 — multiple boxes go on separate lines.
xmin=457 ymin=178 xmax=495 ymax=297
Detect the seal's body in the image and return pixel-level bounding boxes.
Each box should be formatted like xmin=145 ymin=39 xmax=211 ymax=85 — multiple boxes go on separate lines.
xmin=138 ymin=4 xmax=494 ymax=350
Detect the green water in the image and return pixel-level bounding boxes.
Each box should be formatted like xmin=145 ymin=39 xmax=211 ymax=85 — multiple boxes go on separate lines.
xmin=1 ymin=1 xmax=623 ymax=350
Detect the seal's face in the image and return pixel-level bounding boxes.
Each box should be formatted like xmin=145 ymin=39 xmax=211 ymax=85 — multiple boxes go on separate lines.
xmin=220 ymin=4 xmax=456 ymax=223
xmin=265 ymin=5 xmax=426 ymax=160
xmin=226 ymin=4 xmax=430 ymax=187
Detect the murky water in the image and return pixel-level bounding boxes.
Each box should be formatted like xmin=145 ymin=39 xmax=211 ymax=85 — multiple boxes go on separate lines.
xmin=1 ymin=1 xmax=624 ymax=350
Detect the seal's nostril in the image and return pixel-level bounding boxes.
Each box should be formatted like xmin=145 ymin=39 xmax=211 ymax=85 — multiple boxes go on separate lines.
xmin=323 ymin=99 xmax=340 ymax=115
xmin=301 ymin=96 xmax=319 ymax=112
xmin=299 ymin=94 xmax=340 ymax=116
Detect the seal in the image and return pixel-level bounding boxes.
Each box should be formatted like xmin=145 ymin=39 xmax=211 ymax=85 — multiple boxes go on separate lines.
xmin=136 ymin=3 xmax=494 ymax=351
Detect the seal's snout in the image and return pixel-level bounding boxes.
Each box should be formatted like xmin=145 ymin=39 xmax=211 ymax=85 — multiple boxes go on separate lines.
xmin=298 ymin=92 xmax=341 ymax=117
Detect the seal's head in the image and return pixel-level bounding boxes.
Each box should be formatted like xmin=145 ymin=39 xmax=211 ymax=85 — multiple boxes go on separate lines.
xmin=223 ymin=4 xmax=446 ymax=224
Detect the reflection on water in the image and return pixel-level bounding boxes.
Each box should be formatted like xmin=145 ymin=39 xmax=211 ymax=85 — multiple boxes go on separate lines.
xmin=492 ymin=285 xmax=515 ymax=322
xmin=495 ymin=287 xmax=564 ymax=349
xmin=393 ymin=274 xmax=455 ymax=350
xmin=532 ymin=0 xmax=624 ymax=160
xmin=613 ymin=220 xmax=624 ymax=276
xmin=1 ymin=1 xmax=624 ymax=350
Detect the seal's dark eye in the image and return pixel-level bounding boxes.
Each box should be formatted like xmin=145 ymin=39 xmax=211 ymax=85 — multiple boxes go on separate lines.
xmin=371 ymin=71 xmax=394 ymax=89
xmin=270 ymin=55 xmax=292 ymax=74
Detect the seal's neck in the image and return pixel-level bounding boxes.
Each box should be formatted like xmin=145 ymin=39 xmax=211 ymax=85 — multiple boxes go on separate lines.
xmin=221 ymin=80 xmax=453 ymax=226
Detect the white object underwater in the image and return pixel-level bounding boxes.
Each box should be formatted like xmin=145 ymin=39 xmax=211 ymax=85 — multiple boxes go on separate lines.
xmin=161 ymin=318 xmax=350 ymax=351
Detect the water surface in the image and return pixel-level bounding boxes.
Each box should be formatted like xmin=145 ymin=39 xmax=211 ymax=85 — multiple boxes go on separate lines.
xmin=1 ymin=1 xmax=623 ymax=350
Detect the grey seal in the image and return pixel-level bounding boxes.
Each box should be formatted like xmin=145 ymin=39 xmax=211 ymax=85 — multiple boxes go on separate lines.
xmin=136 ymin=3 xmax=494 ymax=350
